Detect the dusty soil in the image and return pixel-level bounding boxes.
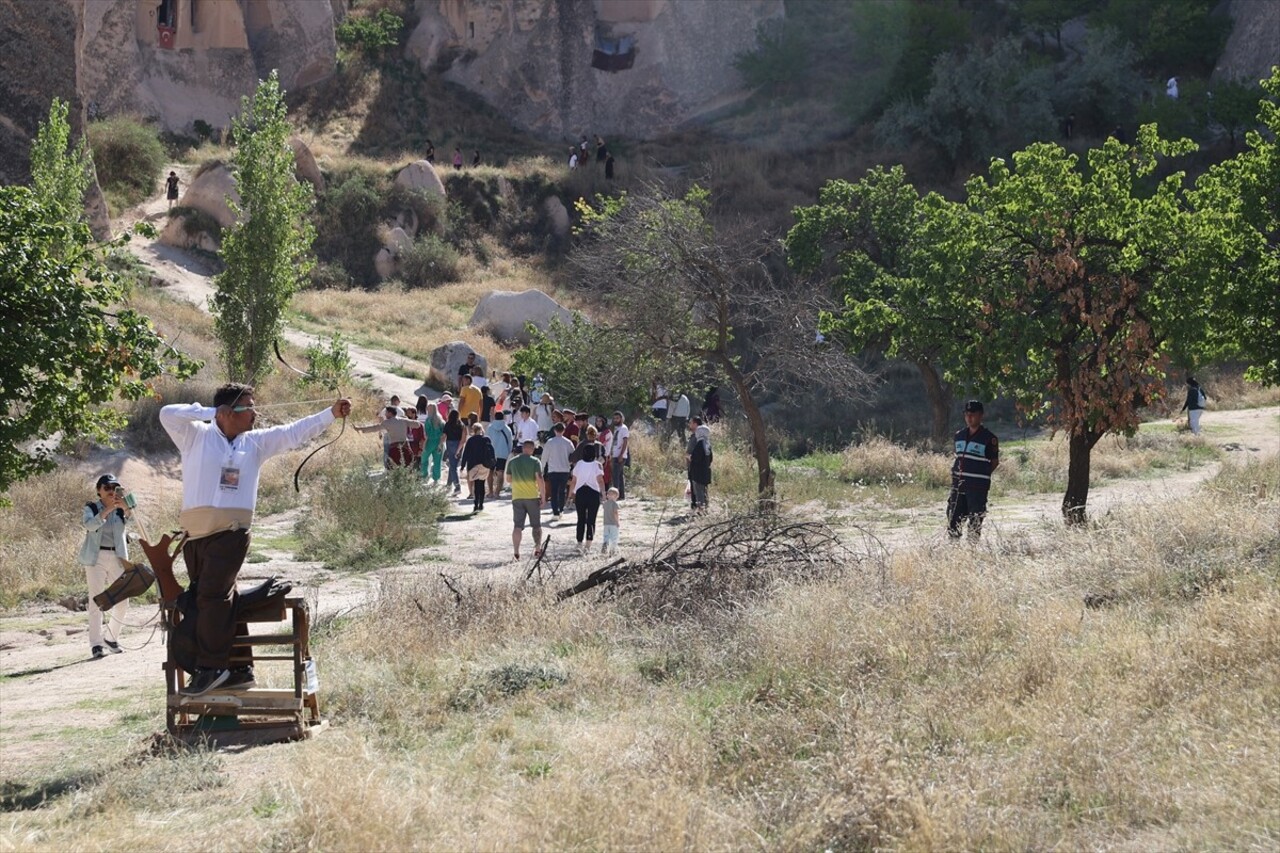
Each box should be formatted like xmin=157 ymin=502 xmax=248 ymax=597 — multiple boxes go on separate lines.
xmin=2 ymin=178 xmax=1277 ymax=787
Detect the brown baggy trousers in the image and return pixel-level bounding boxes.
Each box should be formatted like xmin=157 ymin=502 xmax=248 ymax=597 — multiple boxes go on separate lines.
xmin=182 ymin=529 xmax=250 ymax=669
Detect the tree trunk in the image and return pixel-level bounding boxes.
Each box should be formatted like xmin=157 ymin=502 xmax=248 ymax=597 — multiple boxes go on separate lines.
xmin=721 ymin=358 xmax=774 ymax=502
xmin=915 ymin=360 xmax=953 ymax=449
xmin=1062 ymin=429 xmax=1102 ymax=525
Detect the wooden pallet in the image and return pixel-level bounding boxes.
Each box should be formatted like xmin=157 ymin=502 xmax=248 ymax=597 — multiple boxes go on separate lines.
xmin=164 ymin=596 xmax=324 ymax=747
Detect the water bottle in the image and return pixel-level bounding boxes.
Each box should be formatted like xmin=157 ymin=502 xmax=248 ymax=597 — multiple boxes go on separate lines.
xmin=303 ymin=658 xmax=319 ymax=695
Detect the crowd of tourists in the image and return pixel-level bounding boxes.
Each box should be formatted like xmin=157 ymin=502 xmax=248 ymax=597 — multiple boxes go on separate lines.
xmin=354 ymin=362 xmax=717 ymax=558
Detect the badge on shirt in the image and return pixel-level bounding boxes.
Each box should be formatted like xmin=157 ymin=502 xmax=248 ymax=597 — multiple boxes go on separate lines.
xmin=219 ymin=466 xmax=241 ymax=490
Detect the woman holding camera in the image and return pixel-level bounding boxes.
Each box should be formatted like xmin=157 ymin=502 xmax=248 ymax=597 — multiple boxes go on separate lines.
xmin=78 ymin=474 xmax=132 ymax=659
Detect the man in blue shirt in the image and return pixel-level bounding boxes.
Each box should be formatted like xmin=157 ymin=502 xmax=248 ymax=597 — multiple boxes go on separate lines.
xmin=948 ymin=400 xmax=999 ymax=541
xmin=486 ymin=411 xmax=514 ymax=497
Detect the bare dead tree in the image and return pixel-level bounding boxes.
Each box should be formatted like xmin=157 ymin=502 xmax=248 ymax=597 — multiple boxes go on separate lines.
xmin=568 ymin=183 xmax=870 ymax=498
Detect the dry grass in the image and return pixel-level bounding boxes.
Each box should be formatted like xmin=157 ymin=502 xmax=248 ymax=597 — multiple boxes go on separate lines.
xmin=6 ymin=461 xmax=1275 ymax=849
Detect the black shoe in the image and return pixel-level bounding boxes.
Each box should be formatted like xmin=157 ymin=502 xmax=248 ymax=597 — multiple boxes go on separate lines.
xmin=91 ymin=646 xmax=105 ymax=659
xmin=103 ymin=640 xmax=123 ymax=654
xmin=180 ymin=668 xmax=230 ymax=697
xmin=222 ymin=667 xmax=256 ymax=691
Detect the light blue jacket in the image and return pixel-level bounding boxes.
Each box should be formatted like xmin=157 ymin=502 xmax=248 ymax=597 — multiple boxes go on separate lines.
xmin=78 ymin=501 xmax=130 ymax=566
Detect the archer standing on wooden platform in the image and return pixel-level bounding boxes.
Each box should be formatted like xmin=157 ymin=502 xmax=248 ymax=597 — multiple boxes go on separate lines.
xmin=160 ymin=383 xmax=351 ymax=697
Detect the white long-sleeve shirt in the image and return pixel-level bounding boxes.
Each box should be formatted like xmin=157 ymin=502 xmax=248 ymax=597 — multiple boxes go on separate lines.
xmin=159 ymin=403 xmax=336 ymax=513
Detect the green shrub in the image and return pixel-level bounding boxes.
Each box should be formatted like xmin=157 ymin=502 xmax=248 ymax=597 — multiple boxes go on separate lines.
xmin=335 ymin=9 xmax=403 ymax=51
xmin=297 ymin=465 xmax=447 ymax=569
xmin=314 ymin=165 xmax=387 ymax=285
xmin=397 ymin=234 xmax=461 ymax=287
xmin=303 ymin=334 xmax=354 ymax=391
xmin=167 ymin=205 xmax=222 ymax=240
xmin=87 ymin=116 xmax=166 ymax=211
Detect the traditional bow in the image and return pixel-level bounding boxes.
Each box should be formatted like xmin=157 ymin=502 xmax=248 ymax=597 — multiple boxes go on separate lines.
xmin=275 ymin=340 xmax=346 ymax=492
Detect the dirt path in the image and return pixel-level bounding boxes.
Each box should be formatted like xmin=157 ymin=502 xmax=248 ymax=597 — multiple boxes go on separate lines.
xmin=3 ymin=174 xmax=1277 ymax=781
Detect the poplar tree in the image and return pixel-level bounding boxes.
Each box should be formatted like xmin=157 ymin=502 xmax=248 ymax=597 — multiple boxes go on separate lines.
xmin=213 ymin=72 xmax=315 ymax=383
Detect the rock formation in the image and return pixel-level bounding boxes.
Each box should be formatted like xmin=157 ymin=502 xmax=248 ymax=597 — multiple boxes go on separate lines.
xmin=406 ymin=0 xmax=783 ymax=139
xmin=172 ymin=162 xmax=240 ymax=228
xmin=470 ymin=289 xmax=574 ymax=344
xmin=1213 ymin=0 xmax=1280 ymax=85
xmin=395 ymin=159 xmax=448 ymax=199
xmin=429 ymin=341 xmax=488 ymax=389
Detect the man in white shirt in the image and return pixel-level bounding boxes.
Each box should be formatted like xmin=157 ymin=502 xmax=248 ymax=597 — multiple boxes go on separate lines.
xmin=667 ymin=392 xmax=691 ymax=447
xmin=160 ymin=383 xmax=351 ymax=696
xmin=610 ymin=410 xmax=630 ymax=500
xmin=515 ymin=405 xmax=540 ymax=446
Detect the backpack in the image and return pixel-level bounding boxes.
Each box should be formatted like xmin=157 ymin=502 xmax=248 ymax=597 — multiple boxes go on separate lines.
xmin=1197 ymin=387 xmax=1207 ymax=408
xmin=482 ymin=437 xmax=497 ymax=469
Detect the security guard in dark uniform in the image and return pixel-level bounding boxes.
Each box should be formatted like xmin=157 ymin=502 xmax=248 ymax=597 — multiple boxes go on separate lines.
xmin=948 ymin=400 xmax=999 ymax=540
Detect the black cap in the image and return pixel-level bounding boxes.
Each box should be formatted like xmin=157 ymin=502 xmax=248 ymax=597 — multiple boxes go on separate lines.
xmin=96 ymin=474 xmax=120 ymax=489
xmin=963 ymin=400 xmax=984 ymax=413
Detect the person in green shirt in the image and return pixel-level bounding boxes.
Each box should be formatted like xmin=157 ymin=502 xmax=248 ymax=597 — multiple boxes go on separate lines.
xmin=505 ymin=440 xmax=546 ymax=559
xmin=419 ymin=398 xmax=445 ymax=484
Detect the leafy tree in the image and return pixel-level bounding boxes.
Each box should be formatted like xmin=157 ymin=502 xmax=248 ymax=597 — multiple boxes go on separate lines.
xmin=876 ymin=38 xmax=1056 ymax=174
xmin=1091 ymin=0 xmax=1229 ymax=76
xmin=787 ymin=166 xmax=980 ymax=447
xmin=1051 ymin=28 xmax=1145 ymax=137
xmin=1208 ymin=79 xmax=1264 ymax=148
xmin=963 ymin=127 xmax=1205 ymax=523
xmin=335 ymin=9 xmax=403 ymax=51
xmin=28 ymin=97 xmax=92 ymax=236
xmin=512 ymin=315 xmax=656 ymax=418
xmin=734 ymin=18 xmax=809 ymax=95
xmin=1020 ymin=0 xmax=1104 ymax=51
xmin=213 ymin=72 xmax=316 ymax=383
xmin=0 ymin=185 xmax=199 ymax=498
xmin=1190 ymin=68 xmax=1280 ymax=384
xmin=567 ymin=186 xmax=859 ymax=498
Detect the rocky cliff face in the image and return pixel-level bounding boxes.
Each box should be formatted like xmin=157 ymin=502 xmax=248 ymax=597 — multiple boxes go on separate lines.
xmin=0 ymin=0 xmax=83 ymax=184
xmin=407 ymin=0 xmax=782 ymax=139
xmin=1214 ymin=0 xmax=1280 ymax=85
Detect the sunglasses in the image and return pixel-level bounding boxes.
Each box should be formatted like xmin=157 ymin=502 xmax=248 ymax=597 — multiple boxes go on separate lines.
xmin=231 ymin=405 xmax=256 ymax=413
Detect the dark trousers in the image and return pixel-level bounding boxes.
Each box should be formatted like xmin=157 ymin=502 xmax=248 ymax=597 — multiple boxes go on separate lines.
xmin=183 ymin=529 xmax=250 ymax=669
xmin=473 ymin=478 xmax=486 ymax=510
xmin=575 ymin=487 xmax=601 ymax=542
xmin=610 ymin=458 xmax=626 ymax=500
xmin=947 ymin=488 xmax=989 ymax=540
xmin=546 ymin=471 xmax=570 ymax=514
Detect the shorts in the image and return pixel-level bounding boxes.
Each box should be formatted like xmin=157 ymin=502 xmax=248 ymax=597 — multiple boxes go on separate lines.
xmin=491 ymin=457 xmax=507 ymax=472
xmin=602 ymin=525 xmax=619 ymax=547
xmin=512 ymin=498 xmax=542 ymax=530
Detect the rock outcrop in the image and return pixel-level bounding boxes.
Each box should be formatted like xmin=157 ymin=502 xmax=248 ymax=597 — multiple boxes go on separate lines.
xmin=429 ymin=341 xmax=488 ymax=389
xmin=173 ymin=163 xmax=240 ymax=228
xmin=290 ymin=137 xmax=325 ymax=192
xmin=406 ymin=0 xmax=783 ymax=139
xmin=470 ymin=289 xmax=574 ymax=344
xmin=395 ymin=159 xmax=448 ymax=199
xmin=1214 ymin=0 xmax=1280 ymax=85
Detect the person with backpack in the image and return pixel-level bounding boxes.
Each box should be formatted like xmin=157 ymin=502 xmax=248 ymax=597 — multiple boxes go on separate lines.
xmin=1180 ymin=376 xmax=1208 ymax=435
xmin=459 ymin=423 xmax=495 ymax=512
xmin=541 ymin=423 xmax=575 ymax=520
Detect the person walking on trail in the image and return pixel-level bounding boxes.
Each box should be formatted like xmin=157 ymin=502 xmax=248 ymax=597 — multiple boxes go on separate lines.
xmin=542 ymin=423 xmax=574 ymax=520
xmin=355 ymin=406 xmax=416 ymax=469
xmin=1180 ymin=376 xmax=1208 ymax=435
xmin=686 ymin=420 xmax=713 ymax=513
xmin=165 ymin=170 xmax=180 ymax=210
xmin=947 ymin=400 xmax=999 ymax=542
xmin=569 ymin=443 xmax=605 ymax=554
xmin=459 ymin=423 xmax=494 ymax=512
xmin=79 ymin=474 xmax=133 ymax=659
xmin=453 ymin=147 xmax=463 ymax=170
xmin=443 ymin=409 xmax=465 ymax=495
xmin=486 ymin=411 xmax=513 ymax=497
xmin=669 ymin=391 xmax=691 ymax=446
xmin=507 ymin=440 xmax=547 ymax=560
xmin=610 ymin=410 xmax=630 ymax=500
xmin=160 ymin=384 xmax=351 ymax=696
xmin=600 ymin=487 xmax=621 ymax=555
xmin=457 ymin=373 xmax=482 ymax=424
xmin=515 ymin=404 xmax=540 ymax=447
xmin=420 ymin=398 xmax=445 ymax=484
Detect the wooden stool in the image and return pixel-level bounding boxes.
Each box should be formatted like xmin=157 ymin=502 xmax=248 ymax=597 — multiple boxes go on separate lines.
xmin=163 ymin=596 xmax=326 ymax=747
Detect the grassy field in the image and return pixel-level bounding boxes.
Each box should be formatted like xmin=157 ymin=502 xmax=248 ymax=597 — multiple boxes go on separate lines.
xmin=3 ymin=460 xmax=1275 ymax=849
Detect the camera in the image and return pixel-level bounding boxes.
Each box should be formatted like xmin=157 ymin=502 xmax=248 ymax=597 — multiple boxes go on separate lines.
xmin=114 ymin=486 xmax=137 ymax=509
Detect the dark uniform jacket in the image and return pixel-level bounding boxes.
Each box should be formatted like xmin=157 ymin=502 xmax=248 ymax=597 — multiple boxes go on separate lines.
xmin=952 ymin=426 xmax=999 ymax=492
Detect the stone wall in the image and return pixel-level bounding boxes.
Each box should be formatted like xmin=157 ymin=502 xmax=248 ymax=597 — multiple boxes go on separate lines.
xmin=1214 ymin=0 xmax=1280 ymax=85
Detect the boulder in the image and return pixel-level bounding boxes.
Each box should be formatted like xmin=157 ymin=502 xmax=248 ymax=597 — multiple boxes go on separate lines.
xmin=394 ymin=160 xmax=447 ymax=199
xmin=175 ymin=163 xmax=239 ymax=228
xmin=544 ymin=196 xmax=570 ymax=240
xmin=429 ymin=341 xmax=488 ymax=389
xmin=290 ymin=137 xmax=325 ymax=193
xmin=159 ymin=212 xmax=220 ymax=252
xmin=405 ymin=7 xmax=455 ymax=72
xmin=383 ymin=226 xmax=413 ymax=253
xmin=374 ymin=247 xmax=397 ymax=281
xmin=469 ymin=289 xmax=574 ymax=344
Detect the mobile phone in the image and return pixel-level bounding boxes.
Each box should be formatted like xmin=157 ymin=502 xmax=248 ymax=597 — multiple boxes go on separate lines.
xmin=123 ymin=493 xmax=137 ymax=509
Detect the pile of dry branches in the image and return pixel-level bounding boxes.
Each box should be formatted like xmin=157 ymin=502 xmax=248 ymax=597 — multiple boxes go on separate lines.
xmin=556 ymin=513 xmax=865 ymax=619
